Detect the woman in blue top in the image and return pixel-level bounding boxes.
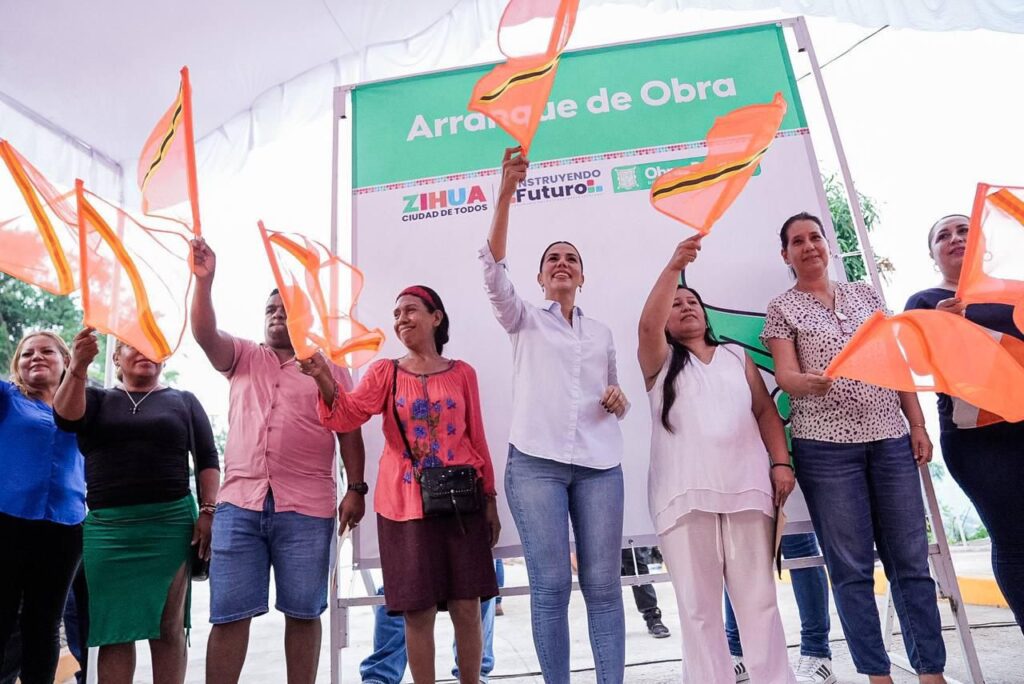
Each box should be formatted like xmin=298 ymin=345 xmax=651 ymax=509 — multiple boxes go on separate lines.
xmin=905 ymin=214 xmax=1024 ymax=631
xmin=0 ymin=330 xmax=85 ymax=684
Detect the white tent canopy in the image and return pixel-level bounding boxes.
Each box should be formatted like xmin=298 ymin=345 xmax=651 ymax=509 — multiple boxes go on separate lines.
xmin=1 ymin=0 xmax=1022 ymax=199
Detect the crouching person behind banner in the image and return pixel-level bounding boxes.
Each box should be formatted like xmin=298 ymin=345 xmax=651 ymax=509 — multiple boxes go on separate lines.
xmin=53 ymin=331 xmax=221 ymax=684
xmin=300 ymin=284 xmax=500 ymax=684
xmin=638 ymin=236 xmax=796 ymax=684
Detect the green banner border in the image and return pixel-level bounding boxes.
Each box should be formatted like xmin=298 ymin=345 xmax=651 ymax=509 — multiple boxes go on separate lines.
xmin=352 ymin=23 xmax=807 ymax=188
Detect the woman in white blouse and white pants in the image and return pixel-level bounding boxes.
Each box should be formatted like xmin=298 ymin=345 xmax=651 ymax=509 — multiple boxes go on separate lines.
xmin=481 ymin=147 xmax=629 ymax=684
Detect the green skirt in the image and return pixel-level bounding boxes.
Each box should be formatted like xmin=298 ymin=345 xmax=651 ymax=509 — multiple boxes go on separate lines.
xmin=83 ymin=493 xmax=197 ymax=646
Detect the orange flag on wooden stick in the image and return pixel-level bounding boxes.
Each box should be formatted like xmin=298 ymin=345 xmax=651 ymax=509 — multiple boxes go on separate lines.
xmin=0 ymin=139 xmax=79 ymax=294
xmin=956 ymin=183 xmax=1024 ymax=330
xmin=650 ymin=93 xmax=787 ymax=234
xmin=137 ymin=66 xmax=202 ymax=235
xmin=825 ymin=309 xmax=1024 ymax=424
xmin=468 ymin=0 xmax=579 ymax=153
xmin=258 ymin=221 xmax=384 ymax=367
xmin=76 ymin=181 xmax=193 ymax=362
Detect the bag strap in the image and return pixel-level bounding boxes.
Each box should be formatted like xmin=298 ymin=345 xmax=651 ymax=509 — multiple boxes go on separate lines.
xmin=391 ymin=360 xmax=416 ymax=466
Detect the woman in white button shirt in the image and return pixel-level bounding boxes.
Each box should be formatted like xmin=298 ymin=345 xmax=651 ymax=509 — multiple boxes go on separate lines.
xmin=480 ymin=147 xmax=629 ymax=684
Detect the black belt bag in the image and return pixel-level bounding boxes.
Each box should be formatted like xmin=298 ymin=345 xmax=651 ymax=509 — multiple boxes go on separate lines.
xmin=391 ymin=360 xmax=481 ymax=531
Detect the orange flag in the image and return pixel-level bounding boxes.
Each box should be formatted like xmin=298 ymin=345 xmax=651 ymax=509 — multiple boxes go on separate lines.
xmin=137 ymin=66 xmax=202 ymax=235
xmin=0 ymin=139 xmax=79 ymax=294
xmin=650 ymin=93 xmax=787 ymax=234
xmin=825 ymin=309 xmax=1024 ymax=423
xmin=257 ymin=221 xmax=384 ymax=367
xmin=76 ymin=181 xmax=193 ymax=362
xmin=468 ymin=0 xmax=579 ymax=153
xmin=956 ymin=183 xmax=1024 ymax=330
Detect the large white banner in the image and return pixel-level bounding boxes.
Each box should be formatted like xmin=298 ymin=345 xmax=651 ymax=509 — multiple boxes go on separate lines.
xmin=347 ymin=24 xmax=836 ymax=566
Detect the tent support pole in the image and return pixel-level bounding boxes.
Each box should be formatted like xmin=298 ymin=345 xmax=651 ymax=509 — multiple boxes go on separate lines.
xmin=791 ymin=16 xmax=882 ymax=291
xmin=0 ymin=90 xmax=122 ymax=175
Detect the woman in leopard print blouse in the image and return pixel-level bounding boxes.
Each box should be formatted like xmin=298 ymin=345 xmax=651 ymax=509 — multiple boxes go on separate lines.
xmin=761 ymin=212 xmax=946 ymax=684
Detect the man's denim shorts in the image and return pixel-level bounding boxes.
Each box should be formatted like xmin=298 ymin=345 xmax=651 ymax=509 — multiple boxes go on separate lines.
xmin=209 ymin=491 xmax=335 ymax=623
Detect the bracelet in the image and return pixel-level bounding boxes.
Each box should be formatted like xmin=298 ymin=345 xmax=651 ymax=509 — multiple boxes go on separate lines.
xmin=909 ymin=423 xmax=927 ymax=429
xmin=771 ymin=463 xmax=794 ymax=470
xmin=69 ymin=369 xmax=87 ymax=380
xmin=199 ymin=503 xmax=217 ymax=516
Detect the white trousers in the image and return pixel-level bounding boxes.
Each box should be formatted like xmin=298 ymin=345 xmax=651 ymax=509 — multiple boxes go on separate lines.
xmin=658 ymin=509 xmax=796 ymax=684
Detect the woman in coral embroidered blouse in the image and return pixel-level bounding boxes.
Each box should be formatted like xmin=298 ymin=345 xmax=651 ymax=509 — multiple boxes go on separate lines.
xmin=300 ymin=285 xmax=499 ymax=684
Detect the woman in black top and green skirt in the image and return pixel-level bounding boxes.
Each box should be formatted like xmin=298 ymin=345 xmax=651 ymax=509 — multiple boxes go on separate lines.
xmin=53 ymin=330 xmax=221 ymax=683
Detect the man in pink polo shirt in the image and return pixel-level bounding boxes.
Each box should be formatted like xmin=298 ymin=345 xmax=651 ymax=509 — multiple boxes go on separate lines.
xmin=190 ymin=239 xmax=366 ymax=684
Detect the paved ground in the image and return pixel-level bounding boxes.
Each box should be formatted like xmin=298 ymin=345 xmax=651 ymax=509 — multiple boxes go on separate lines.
xmin=119 ymin=549 xmax=1020 ymax=683
xmin=942 ymin=542 xmax=998 ymax=579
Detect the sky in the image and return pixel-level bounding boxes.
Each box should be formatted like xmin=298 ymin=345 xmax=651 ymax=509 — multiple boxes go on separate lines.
xmin=159 ymin=4 xmax=1024 ymax=527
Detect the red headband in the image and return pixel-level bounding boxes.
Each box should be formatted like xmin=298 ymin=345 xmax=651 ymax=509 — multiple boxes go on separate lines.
xmin=398 ymin=286 xmax=438 ymax=310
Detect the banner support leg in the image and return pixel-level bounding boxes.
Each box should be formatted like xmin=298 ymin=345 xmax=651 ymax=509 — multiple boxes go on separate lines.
xmin=882 ymin=467 xmax=985 ymax=683
xmin=792 ymin=15 xmax=882 ymax=291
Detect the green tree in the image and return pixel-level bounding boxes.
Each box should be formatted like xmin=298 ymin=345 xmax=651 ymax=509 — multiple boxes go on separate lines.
xmin=824 ymin=174 xmax=895 ymax=284
xmin=0 ymin=273 xmax=106 ymax=380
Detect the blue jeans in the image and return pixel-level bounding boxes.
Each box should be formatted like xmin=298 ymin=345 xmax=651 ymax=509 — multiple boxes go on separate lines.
xmin=505 ymin=446 xmax=625 ymax=684
xmin=941 ymin=422 xmax=1024 ymax=630
xmin=793 ymin=437 xmax=946 ymax=676
xmin=359 ymin=587 xmax=495 ymax=683
xmin=209 ymin=491 xmax=335 ymax=622
xmin=494 ymin=559 xmax=505 ymax=605
xmin=725 ymin=532 xmax=831 ymax=658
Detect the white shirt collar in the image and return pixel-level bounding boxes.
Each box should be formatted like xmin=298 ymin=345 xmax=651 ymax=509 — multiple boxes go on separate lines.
xmin=541 ymin=299 xmax=584 ymax=317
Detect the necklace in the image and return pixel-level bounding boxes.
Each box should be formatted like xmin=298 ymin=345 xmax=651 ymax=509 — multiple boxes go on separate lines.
xmin=122 ymin=385 xmax=158 ymax=414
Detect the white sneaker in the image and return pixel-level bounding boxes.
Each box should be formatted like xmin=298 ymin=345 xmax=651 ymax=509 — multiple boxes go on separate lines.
xmin=732 ymin=656 xmax=750 ymax=683
xmin=794 ymin=655 xmax=836 ymax=684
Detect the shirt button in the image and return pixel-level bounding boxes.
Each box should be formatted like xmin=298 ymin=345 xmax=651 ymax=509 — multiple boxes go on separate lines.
xmin=267 ymin=427 xmax=273 ymax=432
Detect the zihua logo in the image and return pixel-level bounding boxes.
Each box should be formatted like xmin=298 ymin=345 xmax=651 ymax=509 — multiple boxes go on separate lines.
xmin=402 ymin=185 xmax=488 ymax=222
xmin=512 ymin=170 xmax=604 ymax=204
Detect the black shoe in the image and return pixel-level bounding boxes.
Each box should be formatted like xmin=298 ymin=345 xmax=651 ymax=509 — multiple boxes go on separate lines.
xmin=645 ymin=616 xmax=670 ymax=639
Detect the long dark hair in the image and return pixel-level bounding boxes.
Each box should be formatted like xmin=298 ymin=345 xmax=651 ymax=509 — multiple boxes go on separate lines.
xmin=661 ymin=286 xmax=718 ymax=433
xmin=397 ymin=285 xmax=450 ymax=354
